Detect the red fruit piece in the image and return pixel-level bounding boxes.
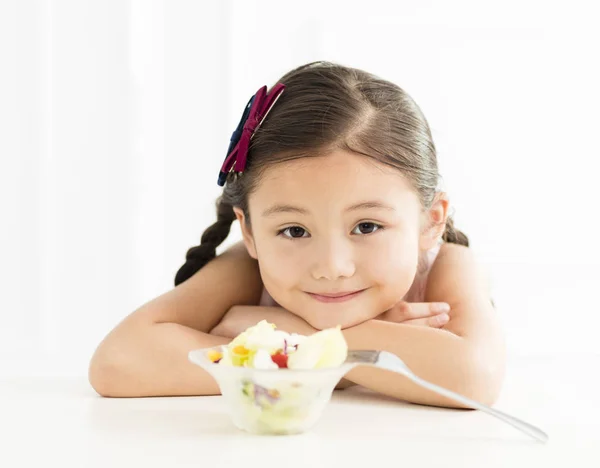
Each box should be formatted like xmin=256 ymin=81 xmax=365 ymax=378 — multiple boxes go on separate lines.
xmin=270 ymin=352 xmax=288 ymax=368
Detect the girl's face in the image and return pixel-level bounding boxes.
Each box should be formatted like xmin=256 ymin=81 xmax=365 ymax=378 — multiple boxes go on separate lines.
xmin=236 ymin=149 xmax=440 ymax=330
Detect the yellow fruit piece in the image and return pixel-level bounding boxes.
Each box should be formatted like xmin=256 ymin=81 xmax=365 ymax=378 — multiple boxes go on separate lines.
xmin=207 ymin=350 xmax=222 ymax=362
xmin=287 ymin=325 xmax=348 ymax=369
xmin=231 ymin=345 xmax=253 ymax=367
xmin=232 ymin=345 xmax=250 ymax=356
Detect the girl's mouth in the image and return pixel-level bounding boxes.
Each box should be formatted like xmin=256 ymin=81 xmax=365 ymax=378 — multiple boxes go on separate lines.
xmin=306 ymin=289 xmax=366 ymax=303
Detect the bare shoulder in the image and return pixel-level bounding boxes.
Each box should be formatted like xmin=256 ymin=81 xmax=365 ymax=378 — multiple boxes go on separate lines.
xmin=425 ymin=243 xmax=500 ymax=341
xmin=125 ymin=241 xmax=263 ymax=333
xmin=427 ymin=243 xmax=492 ymax=303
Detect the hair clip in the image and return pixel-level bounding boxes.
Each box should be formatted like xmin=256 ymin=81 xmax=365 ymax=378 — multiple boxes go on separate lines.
xmin=218 ymin=83 xmax=286 ymax=186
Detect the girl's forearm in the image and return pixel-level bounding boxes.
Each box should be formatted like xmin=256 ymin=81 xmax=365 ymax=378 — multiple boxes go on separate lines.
xmin=342 ymin=320 xmax=501 ymax=408
xmin=89 ymin=319 xmax=230 ymax=397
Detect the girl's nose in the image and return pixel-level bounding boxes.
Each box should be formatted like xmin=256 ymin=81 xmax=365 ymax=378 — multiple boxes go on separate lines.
xmin=310 ymin=238 xmax=356 ymax=281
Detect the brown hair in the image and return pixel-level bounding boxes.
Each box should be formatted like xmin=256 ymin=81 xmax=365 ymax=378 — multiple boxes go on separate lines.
xmin=175 ymin=61 xmax=468 ymax=286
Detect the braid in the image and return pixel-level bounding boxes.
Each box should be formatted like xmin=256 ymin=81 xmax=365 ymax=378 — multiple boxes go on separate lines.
xmin=441 ymin=217 xmax=469 ymax=247
xmin=174 ymin=197 xmax=236 ymax=286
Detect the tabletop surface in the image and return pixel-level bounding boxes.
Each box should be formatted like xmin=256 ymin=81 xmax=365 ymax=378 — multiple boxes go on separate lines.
xmin=1 ymin=354 xmax=598 ymax=468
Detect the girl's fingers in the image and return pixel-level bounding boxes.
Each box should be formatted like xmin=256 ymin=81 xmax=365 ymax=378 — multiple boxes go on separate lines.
xmin=393 ymin=301 xmax=451 ymax=320
xmin=402 ymin=313 xmax=450 ymax=328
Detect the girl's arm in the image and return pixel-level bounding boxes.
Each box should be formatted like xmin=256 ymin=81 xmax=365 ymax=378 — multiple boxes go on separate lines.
xmin=216 ymin=244 xmax=505 ymax=408
xmin=88 ymin=242 xmax=263 ymax=397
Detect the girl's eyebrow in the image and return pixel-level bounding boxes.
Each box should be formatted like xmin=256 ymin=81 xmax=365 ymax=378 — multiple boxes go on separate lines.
xmin=347 ymin=200 xmax=396 ymax=212
xmin=261 ymin=200 xmax=396 ymax=217
xmin=262 ymin=204 xmax=309 ymax=217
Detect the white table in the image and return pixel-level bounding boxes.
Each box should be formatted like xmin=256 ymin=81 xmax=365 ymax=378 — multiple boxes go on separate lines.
xmin=1 ymin=355 xmax=598 ymax=468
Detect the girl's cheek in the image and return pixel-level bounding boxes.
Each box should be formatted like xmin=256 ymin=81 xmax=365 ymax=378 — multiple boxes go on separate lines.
xmin=364 ymin=245 xmax=418 ymax=299
xmin=260 ymin=248 xmax=302 ymax=288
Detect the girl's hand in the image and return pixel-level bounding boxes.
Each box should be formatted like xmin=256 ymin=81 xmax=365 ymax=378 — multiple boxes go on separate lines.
xmin=378 ymin=301 xmax=451 ymax=328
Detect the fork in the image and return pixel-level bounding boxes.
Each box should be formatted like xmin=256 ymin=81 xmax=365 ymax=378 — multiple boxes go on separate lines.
xmin=345 ymin=350 xmax=548 ymax=443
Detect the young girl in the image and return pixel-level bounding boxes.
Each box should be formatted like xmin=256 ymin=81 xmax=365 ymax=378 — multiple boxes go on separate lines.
xmin=89 ymin=61 xmax=505 ymax=408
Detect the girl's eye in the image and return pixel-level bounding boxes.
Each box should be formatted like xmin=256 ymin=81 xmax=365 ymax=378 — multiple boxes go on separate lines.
xmin=279 ymin=226 xmax=309 ymax=239
xmin=352 ymin=222 xmax=382 ymax=235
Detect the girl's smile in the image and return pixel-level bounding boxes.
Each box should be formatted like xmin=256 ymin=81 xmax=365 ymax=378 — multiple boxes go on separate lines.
xmin=305 ymin=288 xmax=368 ymax=303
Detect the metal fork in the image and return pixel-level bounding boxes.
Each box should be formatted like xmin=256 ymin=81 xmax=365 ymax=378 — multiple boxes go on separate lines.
xmin=345 ymin=350 xmax=548 ymax=443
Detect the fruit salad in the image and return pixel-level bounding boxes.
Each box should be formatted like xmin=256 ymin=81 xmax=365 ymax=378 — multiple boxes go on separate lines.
xmin=207 ymin=320 xmax=348 ymax=370
xmin=205 ymin=320 xmax=349 ymax=434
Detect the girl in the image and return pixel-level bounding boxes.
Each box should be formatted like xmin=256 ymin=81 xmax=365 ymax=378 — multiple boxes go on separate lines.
xmin=89 ymin=61 xmax=505 ymax=408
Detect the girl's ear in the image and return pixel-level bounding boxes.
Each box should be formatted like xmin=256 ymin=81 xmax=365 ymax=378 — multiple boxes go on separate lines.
xmin=419 ymin=192 xmax=450 ymax=251
xmin=233 ymin=207 xmax=258 ymax=259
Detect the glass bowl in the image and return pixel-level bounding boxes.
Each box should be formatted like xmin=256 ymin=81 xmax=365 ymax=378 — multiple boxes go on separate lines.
xmin=188 ymin=347 xmax=352 ymax=435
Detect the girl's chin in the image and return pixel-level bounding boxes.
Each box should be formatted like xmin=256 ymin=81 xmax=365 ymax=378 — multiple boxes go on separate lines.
xmin=302 ymin=306 xmax=379 ymax=330
xmin=281 ymin=289 xmax=385 ymax=329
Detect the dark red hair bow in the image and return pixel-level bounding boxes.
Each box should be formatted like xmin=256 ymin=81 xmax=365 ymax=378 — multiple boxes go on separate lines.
xmin=218 ymin=83 xmax=286 ymax=186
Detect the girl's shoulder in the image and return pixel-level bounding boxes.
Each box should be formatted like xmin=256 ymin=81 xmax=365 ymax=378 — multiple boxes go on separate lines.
xmin=423 ymin=241 xmax=491 ymax=307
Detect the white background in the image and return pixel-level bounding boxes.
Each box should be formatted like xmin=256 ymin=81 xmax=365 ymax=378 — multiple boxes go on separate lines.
xmin=1 ymin=0 xmax=598 ymax=377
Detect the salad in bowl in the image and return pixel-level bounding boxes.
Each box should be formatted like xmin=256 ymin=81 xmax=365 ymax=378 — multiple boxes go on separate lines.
xmin=188 ymin=320 xmax=351 ymax=435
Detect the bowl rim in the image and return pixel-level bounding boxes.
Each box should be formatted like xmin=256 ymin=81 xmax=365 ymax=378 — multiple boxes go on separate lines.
xmin=188 ymin=346 xmax=353 ymax=376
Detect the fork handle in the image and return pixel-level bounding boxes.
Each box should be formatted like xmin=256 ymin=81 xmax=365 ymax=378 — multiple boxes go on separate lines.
xmin=408 ymin=373 xmax=548 ymax=443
